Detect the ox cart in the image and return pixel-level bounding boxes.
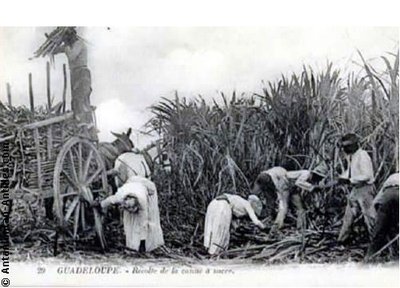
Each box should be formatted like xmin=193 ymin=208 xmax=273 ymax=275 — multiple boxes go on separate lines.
xmin=0 ymin=75 xmax=110 ymax=251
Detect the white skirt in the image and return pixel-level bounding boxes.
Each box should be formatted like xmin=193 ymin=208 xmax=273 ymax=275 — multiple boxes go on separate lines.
xmin=145 ymin=191 xmax=165 ymax=251
xmin=123 ymin=189 xmax=164 ymax=252
xmin=204 ymin=199 xmax=232 ymax=255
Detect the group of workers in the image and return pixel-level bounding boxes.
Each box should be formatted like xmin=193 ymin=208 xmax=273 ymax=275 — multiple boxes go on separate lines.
xmin=204 ymin=133 xmax=398 ymax=259
xmin=92 ymin=132 xmax=397 ymax=261
xmin=34 ymin=28 xmax=397 ymax=260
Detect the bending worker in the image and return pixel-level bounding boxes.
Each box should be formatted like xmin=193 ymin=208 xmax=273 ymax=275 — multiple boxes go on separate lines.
xmin=97 ymin=175 xmax=164 ymax=252
xmin=253 ymin=163 xmax=328 ymax=230
xmin=366 ymin=172 xmax=399 ymax=259
xmin=204 ymin=193 xmax=265 ymax=255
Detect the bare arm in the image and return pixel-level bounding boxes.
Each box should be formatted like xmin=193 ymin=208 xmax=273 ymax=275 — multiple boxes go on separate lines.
xmin=101 ymin=190 xmax=127 ymax=208
xmin=294 ymin=172 xmax=313 ymax=191
xmin=244 ymin=202 xmax=265 ymax=229
xmin=339 ymin=155 xmax=350 ymax=180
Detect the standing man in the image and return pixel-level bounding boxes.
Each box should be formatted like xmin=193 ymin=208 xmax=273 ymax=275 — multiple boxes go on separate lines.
xmin=34 ymin=27 xmax=97 ymax=139
xmin=337 ymin=133 xmax=376 ymax=242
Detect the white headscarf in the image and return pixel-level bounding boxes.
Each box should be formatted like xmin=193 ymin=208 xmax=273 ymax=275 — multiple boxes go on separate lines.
xmin=248 ymin=194 xmax=263 ymax=216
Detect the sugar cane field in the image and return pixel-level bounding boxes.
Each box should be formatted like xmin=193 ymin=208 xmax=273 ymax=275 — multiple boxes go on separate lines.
xmin=0 ymin=27 xmax=399 ymax=269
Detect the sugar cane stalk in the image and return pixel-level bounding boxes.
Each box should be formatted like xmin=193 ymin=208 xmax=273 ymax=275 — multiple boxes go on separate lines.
xmin=29 ymin=73 xmax=34 ymax=112
xmin=6 ymin=83 xmax=12 ymax=107
xmin=62 ymin=63 xmax=67 ymax=113
xmin=46 ymin=61 xmax=51 ymax=111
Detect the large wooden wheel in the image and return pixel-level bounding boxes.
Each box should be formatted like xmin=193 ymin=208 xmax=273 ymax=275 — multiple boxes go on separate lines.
xmin=53 ymin=137 xmax=109 ymax=250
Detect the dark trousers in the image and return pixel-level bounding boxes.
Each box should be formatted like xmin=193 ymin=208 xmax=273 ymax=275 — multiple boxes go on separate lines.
xmin=367 ymin=187 xmax=399 ymax=256
xmin=71 ymin=67 xmax=97 ymax=140
xmin=338 ymin=184 xmax=376 ymax=242
xmin=139 ymin=240 xmax=146 ymax=253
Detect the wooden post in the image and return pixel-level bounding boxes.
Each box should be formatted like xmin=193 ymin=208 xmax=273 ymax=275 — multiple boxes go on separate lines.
xmin=47 ymin=126 xmax=53 ymax=159
xmin=62 ymin=63 xmax=67 ymax=113
xmin=33 ymin=128 xmax=42 ymax=192
xmin=46 ymin=61 xmax=51 ymax=110
xmin=29 ymin=73 xmax=34 ymax=112
xmin=6 ymin=83 xmax=12 ymax=106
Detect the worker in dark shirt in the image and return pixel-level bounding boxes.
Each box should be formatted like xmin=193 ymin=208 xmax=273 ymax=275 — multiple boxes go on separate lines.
xmin=366 ymin=173 xmax=399 ymax=260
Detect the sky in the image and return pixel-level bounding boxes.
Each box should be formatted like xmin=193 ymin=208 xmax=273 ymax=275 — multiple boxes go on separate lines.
xmin=0 ymin=27 xmax=398 ymax=146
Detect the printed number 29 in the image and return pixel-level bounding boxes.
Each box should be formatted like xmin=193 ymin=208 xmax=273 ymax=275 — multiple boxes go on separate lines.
xmin=37 ymin=267 xmax=46 ymax=274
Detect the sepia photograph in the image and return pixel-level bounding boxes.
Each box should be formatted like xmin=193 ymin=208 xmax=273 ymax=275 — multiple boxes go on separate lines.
xmin=0 ymin=11 xmax=399 ymax=287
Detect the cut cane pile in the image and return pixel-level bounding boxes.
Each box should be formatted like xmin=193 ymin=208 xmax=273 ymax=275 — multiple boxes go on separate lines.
xmin=0 ymin=102 xmax=70 ymax=242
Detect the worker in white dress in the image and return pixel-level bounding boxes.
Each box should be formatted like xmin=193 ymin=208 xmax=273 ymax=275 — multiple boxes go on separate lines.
xmin=99 ymin=176 xmax=164 ymax=252
xmin=204 ymin=193 xmax=265 ymax=255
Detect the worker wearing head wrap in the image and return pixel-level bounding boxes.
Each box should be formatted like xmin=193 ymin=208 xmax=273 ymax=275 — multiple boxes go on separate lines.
xmin=253 ymin=164 xmax=328 ymax=230
xmin=337 ymin=133 xmax=376 ymax=242
xmin=366 ymin=173 xmax=399 ymax=259
xmin=204 ymin=193 xmax=265 ymax=255
xmin=99 ymin=176 xmax=164 ymax=252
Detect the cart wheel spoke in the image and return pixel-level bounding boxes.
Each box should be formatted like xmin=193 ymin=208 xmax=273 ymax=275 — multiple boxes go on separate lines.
xmin=68 ymin=150 xmax=79 ymax=184
xmin=77 ymin=142 xmax=83 ymax=181
xmin=66 ymin=230 xmax=74 ymax=238
xmin=62 ymin=170 xmax=79 ymax=190
xmin=81 ymin=204 xmax=87 ymax=231
xmin=60 ymin=191 xmax=78 ymax=198
xmin=82 ymin=150 xmax=94 ymax=180
xmin=93 ymin=209 xmax=106 ymax=250
xmin=73 ymin=201 xmax=81 ymax=239
xmin=64 ymin=196 xmax=80 ymax=222
xmin=85 ymin=167 xmax=103 ymax=185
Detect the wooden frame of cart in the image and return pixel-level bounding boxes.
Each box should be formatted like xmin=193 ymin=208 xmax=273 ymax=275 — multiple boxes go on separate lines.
xmin=1 ymin=63 xmax=110 ymax=251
